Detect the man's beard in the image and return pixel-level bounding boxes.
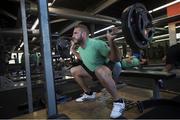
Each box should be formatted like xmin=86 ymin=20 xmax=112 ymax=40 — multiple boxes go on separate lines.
xmin=73 ymin=36 xmax=83 ymax=45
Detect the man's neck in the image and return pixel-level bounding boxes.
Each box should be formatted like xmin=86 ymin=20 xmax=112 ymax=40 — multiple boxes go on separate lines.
xmin=81 ymin=37 xmax=88 ymax=49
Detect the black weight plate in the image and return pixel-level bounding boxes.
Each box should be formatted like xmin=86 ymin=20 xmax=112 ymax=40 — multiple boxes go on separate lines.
xmin=121 ymin=3 xmax=154 ymax=50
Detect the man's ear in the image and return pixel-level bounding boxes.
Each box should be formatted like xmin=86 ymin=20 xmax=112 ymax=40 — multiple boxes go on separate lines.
xmin=81 ymin=32 xmax=86 ymax=38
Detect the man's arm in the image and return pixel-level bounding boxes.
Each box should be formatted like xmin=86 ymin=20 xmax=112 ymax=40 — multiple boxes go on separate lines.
xmin=106 ymin=31 xmax=121 ymax=62
xmin=70 ymin=41 xmax=81 ymax=60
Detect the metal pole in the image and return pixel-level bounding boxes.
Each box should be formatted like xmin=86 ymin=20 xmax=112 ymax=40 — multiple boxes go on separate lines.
xmin=0 ymin=29 xmax=39 ymax=37
xmin=168 ymin=23 xmax=177 ymax=46
xmin=20 ymin=0 xmax=33 ymax=113
xmin=49 ymin=7 xmax=121 ymax=25
xmin=29 ymin=2 xmax=121 ymax=26
xmin=153 ymin=80 xmax=160 ymax=99
xmin=38 ymin=0 xmax=58 ymax=117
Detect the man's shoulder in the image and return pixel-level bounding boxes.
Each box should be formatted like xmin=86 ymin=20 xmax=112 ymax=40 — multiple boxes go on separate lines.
xmin=88 ymin=38 xmax=105 ymax=44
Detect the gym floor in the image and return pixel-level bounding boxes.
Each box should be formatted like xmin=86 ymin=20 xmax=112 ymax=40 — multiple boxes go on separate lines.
xmin=14 ymin=83 xmax=179 ymax=119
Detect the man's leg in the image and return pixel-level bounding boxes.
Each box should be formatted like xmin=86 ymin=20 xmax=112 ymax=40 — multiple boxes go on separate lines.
xmin=70 ymin=65 xmax=92 ymax=92
xmin=112 ymin=62 xmax=122 ymax=83
xmin=95 ymin=65 xmax=119 ymax=100
xmin=70 ymin=65 xmax=96 ymax=102
xmin=95 ymin=65 xmax=125 ymax=118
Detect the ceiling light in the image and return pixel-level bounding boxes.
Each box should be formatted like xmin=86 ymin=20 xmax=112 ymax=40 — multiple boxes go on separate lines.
xmin=20 ymin=82 xmax=24 ymax=86
xmin=18 ymin=42 xmax=24 ymax=50
xmin=48 ymin=3 xmax=53 ymax=6
xmin=48 ymin=0 xmax=56 ymax=7
xmin=153 ymin=34 xmax=169 ymax=39
xmin=177 ymin=33 xmax=180 ymax=39
xmin=153 ymin=38 xmax=170 ymax=43
xmin=149 ymin=0 xmax=180 ymax=13
xmin=31 ymin=37 xmax=37 ymax=42
xmin=20 ymin=42 xmax=24 ymax=48
xmin=94 ymin=25 xmax=115 ymax=34
xmin=31 ymin=19 xmax=39 ymax=31
xmin=176 ymin=26 xmax=180 ymax=29
xmin=114 ymin=37 xmax=124 ymax=41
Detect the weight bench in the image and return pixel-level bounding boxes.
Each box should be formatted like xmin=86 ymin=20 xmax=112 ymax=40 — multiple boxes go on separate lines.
xmin=121 ymin=70 xmax=176 ymax=99
xmin=120 ymin=70 xmax=180 ymax=113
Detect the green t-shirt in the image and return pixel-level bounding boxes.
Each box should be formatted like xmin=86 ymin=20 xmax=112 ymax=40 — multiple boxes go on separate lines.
xmin=78 ymin=38 xmax=110 ymax=71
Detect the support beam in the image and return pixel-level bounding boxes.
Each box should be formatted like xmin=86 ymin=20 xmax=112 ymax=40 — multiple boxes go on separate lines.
xmin=48 ymin=7 xmax=121 ymax=26
xmin=0 ymin=29 xmax=39 ymax=37
xmin=168 ymin=23 xmax=177 ymax=46
xmin=50 ymin=18 xmax=67 ymax=24
xmin=153 ymin=34 xmax=169 ymax=40
xmin=20 ymin=0 xmax=33 ymax=113
xmin=155 ymin=27 xmax=168 ymax=32
xmin=59 ymin=0 xmax=119 ymax=34
xmin=38 ymin=0 xmax=58 ymax=118
xmin=0 ymin=9 xmax=17 ymax=20
xmin=153 ymin=14 xmax=180 ymax=27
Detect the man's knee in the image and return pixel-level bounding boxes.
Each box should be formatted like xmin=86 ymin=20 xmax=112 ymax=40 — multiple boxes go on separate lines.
xmin=70 ymin=66 xmax=80 ymax=76
xmin=95 ymin=66 xmax=112 ymax=76
xmin=70 ymin=65 xmax=92 ymax=81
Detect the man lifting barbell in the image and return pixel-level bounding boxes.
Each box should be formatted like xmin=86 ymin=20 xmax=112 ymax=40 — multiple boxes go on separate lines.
xmin=70 ymin=24 xmax=125 ymax=119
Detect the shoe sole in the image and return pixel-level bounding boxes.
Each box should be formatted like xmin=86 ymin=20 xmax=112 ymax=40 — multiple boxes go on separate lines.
xmin=76 ymin=98 xmax=96 ymax=102
xmin=110 ymin=108 xmax=125 ymax=119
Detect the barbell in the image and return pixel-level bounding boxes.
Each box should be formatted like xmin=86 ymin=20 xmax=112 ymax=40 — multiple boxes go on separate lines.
xmin=121 ymin=3 xmax=155 ymax=50
xmin=56 ymin=3 xmax=155 ymax=56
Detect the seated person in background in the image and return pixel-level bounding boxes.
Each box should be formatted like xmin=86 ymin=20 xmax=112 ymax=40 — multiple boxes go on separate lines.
xmin=132 ymin=50 xmax=148 ymax=65
xmin=163 ymin=42 xmax=180 ymax=72
xmin=139 ymin=50 xmax=148 ymax=65
xmin=70 ymin=24 xmax=125 ymax=118
xmin=121 ymin=49 xmax=140 ymax=69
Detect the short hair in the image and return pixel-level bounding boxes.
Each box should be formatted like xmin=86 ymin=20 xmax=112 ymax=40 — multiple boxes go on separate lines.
xmin=74 ymin=24 xmax=89 ymax=36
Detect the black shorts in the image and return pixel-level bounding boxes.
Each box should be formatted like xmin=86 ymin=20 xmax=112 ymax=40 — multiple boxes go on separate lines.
xmin=72 ymin=60 xmax=115 ymax=81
